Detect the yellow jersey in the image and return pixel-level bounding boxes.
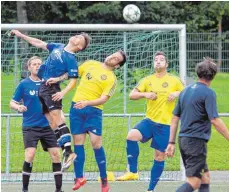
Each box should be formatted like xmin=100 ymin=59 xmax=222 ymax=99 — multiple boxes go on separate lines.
xmin=136 ymin=73 xmax=184 ymax=125
xmin=72 ymin=60 xmax=117 ymax=110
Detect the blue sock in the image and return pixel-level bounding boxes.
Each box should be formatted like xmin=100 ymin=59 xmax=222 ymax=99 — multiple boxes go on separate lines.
xmin=176 ymin=182 xmax=194 ymax=192
xmin=74 ymin=145 xmax=85 ymax=178
xmin=94 ymin=147 xmax=107 ymax=179
xmin=148 ymin=160 xmax=165 ymax=191
xmin=126 ymin=139 xmax=139 ymax=173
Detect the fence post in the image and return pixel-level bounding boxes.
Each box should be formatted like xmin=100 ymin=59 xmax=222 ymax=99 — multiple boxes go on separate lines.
xmin=14 ymin=36 xmax=18 ymax=86
xmin=123 ymin=32 xmax=127 ymax=114
xmin=6 ymin=115 xmax=10 ymax=175
xmin=127 ymin=114 xmax=132 ymax=131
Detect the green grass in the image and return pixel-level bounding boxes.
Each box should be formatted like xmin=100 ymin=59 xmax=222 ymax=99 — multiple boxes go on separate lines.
xmin=1 ymin=72 xmax=229 ymax=173
xmin=1 ymin=116 xmax=229 ymax=173
xmin=2 ymin=72 xmax=229 ymax=114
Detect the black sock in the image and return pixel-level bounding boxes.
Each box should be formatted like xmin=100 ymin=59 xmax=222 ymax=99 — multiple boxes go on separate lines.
xmin=53 ymin=163 xmax=62 ymax=191
xmin=22 ymin=161 xmax=33 ymax=190
xmin=198 ymin=184 xmax=209 ymax=192
xmin=176 ymin=182 xmax=194 ymax=192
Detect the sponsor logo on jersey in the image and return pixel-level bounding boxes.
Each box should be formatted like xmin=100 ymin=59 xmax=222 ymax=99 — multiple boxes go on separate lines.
xmin=29 ymin=90 xmax=36 ymax=95
xmin=101 ymin=75 xmax=107 ymax=80
xmin=162 ymin=82 xmax=168 ymax=88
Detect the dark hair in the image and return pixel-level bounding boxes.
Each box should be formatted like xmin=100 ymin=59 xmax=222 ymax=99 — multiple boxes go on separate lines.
xmin=154 ymin=51 xmax=168 ymax=62
xmin=118 ymin=50 xmax=127 ymax=67
xmin=196 ymin=57 xmax=217 ymax=81
xmin=80 ymin=32 xmax=91 ymax=51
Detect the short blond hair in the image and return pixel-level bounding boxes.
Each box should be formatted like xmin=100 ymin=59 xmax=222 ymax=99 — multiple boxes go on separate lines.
xmin=27 ymin=56 xmax=42 ymax=66
xmin=80 ymin=32 xmax=91 ymax=51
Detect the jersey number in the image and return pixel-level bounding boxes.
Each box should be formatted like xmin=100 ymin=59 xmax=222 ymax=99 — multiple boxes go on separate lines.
xmin=86 ymin=72 xmax=92 ymax=80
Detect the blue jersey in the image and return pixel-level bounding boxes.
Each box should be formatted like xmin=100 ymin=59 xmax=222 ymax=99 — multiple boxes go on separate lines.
xmin=38 ymin=43 xmax=78 ymax=80
xmin=173 ymin=82 xmax=219 ymax=141
xmin=12 ymin=77 xmax=49 ymax=128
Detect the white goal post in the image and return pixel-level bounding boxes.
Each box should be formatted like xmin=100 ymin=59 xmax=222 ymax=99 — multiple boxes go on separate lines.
xmin=1 ymin=24 xmax=187 ymax=182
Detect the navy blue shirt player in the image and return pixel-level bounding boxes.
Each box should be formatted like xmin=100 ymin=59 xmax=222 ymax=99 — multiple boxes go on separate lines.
xmin=10 ymin=56 xmax=63 ymax=192
xmin=174 ymin=82 xmax=219 ymax=141
xmin=12 ymin=77 xmax=49 ymax=128
xmin=166 ymin=57 xmax=229 ymax=192
xmin=10 ymin=29 xmax=91 ymax=171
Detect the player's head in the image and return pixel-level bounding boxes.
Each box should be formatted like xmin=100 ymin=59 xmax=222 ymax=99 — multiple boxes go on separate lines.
xmin=196 ymin=57 xmax=217 ymax=81
xmin=104 ymin=50 xmax=126 ymax=69
xmin=153 ymin=51 xmax=168 ymax=73
xmin=27 ymin=56 xmax=42 ymax=75
xmin=69 ymin=32 xmax=91 ymax=52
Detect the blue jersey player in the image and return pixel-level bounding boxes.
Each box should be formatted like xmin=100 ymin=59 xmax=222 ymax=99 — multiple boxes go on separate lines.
xmin=10 ymin=29 xmax=91 ymax=170
xmin=166 ymin=57 xmax=229 ymax=192
xmin=10 ymin=56 xmax=63 ymax=192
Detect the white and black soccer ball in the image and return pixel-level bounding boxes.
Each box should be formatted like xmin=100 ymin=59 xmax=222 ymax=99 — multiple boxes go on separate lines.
xmin=123 ymin=4 xmax=141 ymax=23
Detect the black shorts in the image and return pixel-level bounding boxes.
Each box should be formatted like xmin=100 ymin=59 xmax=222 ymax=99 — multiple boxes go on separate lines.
xmin=38 ymin=81 xmax=62 ymax=113
xmin=23 ymin=126 xmax=58 ymax=151
xmin=179 ymin=137 xmax=209 ymax=178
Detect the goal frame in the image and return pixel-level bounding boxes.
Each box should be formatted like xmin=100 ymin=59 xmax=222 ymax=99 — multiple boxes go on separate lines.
xmin=2 ymin=24 xmax=187 ymax=181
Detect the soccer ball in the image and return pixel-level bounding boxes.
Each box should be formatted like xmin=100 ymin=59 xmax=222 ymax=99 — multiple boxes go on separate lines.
xmin=123 ymin=4 xmax=141 ymax=23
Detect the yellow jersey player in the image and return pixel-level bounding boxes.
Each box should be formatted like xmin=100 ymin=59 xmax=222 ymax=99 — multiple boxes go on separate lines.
xmin=69 ymin=50 xmax=126 ymax=192
xmin=117 ymin=51 xmax=184 ymax=192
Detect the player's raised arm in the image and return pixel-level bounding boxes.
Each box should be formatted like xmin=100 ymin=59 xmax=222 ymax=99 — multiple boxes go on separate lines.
xmin=10 ymin=29 xmax=47 ymax=50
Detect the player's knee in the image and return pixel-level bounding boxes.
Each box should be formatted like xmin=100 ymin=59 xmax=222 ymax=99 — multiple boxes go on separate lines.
xmin=25 ymin=150 xmax=36 ymax=162
xmin=49 ymin=121 xmax=57 ymax=129
xmin=201 ymin=171 xmax=210 ymax=184
xmin=154 ymin=151 xmax=166 ymax=161
xmin=187 ymin=177 xmax=201 ymax=190
xmin=50 ymin=149 xmax=61 ymax=163
xmin=91 ymin=139 xmax=102 ymax=149
xmin=50 ymin=110 xmax=64 ymax=124
xmin=126 ymin=129 xmax=142 ymax=141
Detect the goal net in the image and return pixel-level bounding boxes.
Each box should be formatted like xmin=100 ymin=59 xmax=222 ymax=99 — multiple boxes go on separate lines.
xmin=1 ymin=24 xmax=186 ymax=182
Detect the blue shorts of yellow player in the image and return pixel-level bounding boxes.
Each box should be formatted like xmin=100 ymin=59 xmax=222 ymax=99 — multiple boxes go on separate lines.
xmin=134 ymin=118 xmax=170 ymax=152
xmin=69 ymin=102 xmax=102 ymax=136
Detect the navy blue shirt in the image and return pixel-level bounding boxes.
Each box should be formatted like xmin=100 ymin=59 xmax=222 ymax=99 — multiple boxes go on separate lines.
xmin=38 ymin=43 xmax=78 ymax=80
xmin=173 ymin=82 xmax=219 ymax=140
xmin=12 ymin=77 xmax=49 ymax=128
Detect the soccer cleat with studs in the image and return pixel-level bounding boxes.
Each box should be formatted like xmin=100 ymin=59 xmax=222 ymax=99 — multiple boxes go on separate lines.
xmin=61 ymin=150 xmax=77 ymax=171
xmin=72 ymin=177 xmax=87 ymax=190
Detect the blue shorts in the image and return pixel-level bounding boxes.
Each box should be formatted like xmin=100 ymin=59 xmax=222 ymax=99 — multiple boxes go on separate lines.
xmin=134 ymin=118 xmax=170 ymax=152
xmin=69 ymin=103 xmax=102 ymax=136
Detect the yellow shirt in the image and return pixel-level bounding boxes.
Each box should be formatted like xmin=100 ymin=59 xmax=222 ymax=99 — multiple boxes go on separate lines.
xmin=136 ymin=73 xmax=184 ymax=125
xmin=72 ymin=60 xmax=117 ymax=110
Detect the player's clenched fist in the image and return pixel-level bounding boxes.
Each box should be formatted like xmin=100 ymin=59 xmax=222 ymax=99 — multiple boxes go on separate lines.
xmin=9 ymin=30 xmax=23 ymax=38
xmin=17 ymin=105 xmax=27 ymax=113
xmin=144 ymin=92 xmax=157 ymax=100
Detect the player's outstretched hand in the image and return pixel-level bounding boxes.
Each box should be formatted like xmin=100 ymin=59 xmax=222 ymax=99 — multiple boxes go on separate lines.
xmin=52 ymin=91 xmax=64 ymax=101
xmin=165 ymin=144 xmax=175 ymax=158
xmin=46 ymin=77 xmax=59 ymax=86
xmin=74 ymin=101 xmax=88 ymax=109
xmin=17 ymin=105 xmax=27 ymax=113
xmin=9 ymin=30 xmax=23 ymax=38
